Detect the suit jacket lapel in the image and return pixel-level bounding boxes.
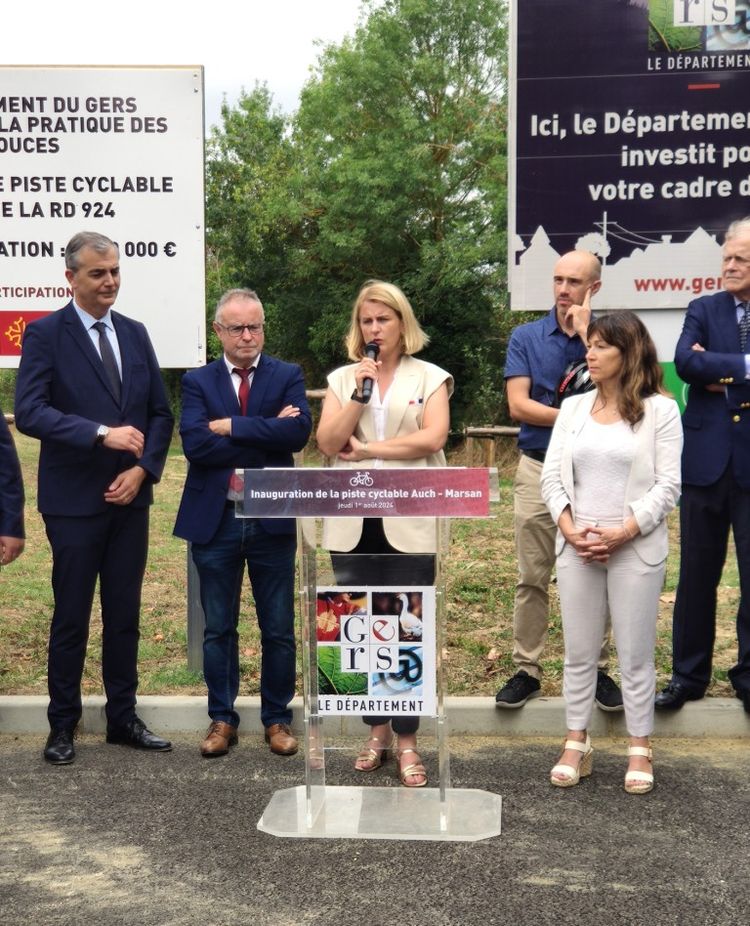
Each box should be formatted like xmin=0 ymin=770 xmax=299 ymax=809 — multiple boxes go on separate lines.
xmin=384 ymin=356 xmax=418 ymax=438
xmin=214 ymin=359 xmax=241 ymax=415
xmin=246 ymin=354 xmax=271 ymax=417
xmin=112 ymin=312 xmax=133 ymax=408
xmin=721 ymin=291 xmax=742 ymax=349
xmin=62 ymin=303 xmax=118 ymax=401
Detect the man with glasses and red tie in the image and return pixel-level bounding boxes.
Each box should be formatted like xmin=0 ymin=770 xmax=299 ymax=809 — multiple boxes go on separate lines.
xmin=657 ymin=218 xmax=750 ymax=714
xmin=174 ymin=288 xmax=311 ymax=758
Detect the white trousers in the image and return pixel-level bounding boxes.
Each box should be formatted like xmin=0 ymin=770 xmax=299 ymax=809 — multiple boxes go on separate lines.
xmin=556 ymin=540 xmax=664 ymax=737
xmin=512 ymin=454 xmax=611 ymax=677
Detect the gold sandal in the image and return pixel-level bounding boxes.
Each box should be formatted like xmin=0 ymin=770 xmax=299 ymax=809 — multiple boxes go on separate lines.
xmin=397 ymin=747 xmax=427 ymax=788
xmin=354 ymin=734 xmax=392 ymax=772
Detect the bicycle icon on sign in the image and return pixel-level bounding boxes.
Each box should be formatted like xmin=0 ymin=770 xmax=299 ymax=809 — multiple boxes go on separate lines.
xmin=349 ymin=471 xmax=374 ymax=487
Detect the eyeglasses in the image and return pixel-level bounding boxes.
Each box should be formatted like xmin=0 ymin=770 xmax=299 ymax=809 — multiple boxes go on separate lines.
xmin=216 ymin=323 xmax=264 ymax=338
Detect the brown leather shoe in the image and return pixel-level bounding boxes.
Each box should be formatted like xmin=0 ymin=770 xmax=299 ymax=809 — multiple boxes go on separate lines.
xmin=200 ymin=721 xmax=238 ymax=757
xmin=264 ymin=722 xmax=298 ymax=756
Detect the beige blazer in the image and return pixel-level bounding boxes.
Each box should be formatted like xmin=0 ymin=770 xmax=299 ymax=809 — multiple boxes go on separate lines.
xmin=540 ymin=391 xmax=683 ymax=565
xmin=322 ymin=355 xmax=453 ymax=553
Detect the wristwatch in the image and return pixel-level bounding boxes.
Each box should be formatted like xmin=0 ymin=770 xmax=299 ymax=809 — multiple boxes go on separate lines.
xmin=96 ymin=424 xmax=110 ymax=444
xmin=350 ymin=388 xmax=367 ymax=404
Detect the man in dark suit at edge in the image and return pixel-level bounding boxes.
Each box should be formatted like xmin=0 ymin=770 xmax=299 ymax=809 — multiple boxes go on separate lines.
xmin=15 ymin=231 xmax=174 ymax=764
xmin=0 ymin=411 xmax=25 ymax=568
xmin=174 ymin=288 xmax=311 ymax=758
xmin=657 ymin=217 xmax=750 ymax=713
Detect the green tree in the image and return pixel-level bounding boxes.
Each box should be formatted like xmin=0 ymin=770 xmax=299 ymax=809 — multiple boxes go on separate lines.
xmin=204 ymin=85 xmax=301 ymax=359
xmin=205 ymin=0 xmax=510 ymax=428
xmin=291 ymin=0 xmax=509 ymax=426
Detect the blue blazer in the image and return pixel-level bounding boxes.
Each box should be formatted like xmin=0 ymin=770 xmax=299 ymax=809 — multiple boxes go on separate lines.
xmin=675 ymin=290 xmax=750 ymax=490
xmin=173 ymin=354 xmax=312 ymax=545
xmin=0 ymin=411 xmax=24 ymax=539
xmin=14 ymin=302 xmax=174 ymax=515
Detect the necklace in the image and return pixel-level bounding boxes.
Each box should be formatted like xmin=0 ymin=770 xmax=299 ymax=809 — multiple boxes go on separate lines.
xmin=591 ymin=399 xmax=620 ymax=419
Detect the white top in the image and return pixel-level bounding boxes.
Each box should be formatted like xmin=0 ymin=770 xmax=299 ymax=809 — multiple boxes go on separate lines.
xmin=540 ymin=390 xmax=683 ymax=566
xmin=573 ymin=417 xmax=635 ymax=523
xmin=322 ymin=354 xmax=453 ymax=553
xmin=368 ymin=380 xmax=392 ymax=468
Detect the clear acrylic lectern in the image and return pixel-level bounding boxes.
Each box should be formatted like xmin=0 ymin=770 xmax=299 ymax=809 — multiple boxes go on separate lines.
xmin=238 ymin=467 xmax=502 ymax=842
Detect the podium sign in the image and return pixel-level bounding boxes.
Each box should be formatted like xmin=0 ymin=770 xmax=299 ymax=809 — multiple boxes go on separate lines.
xmin=315 ymin=585 xmax=437 ymax=717
xmin=237 ymin=466 xmax=490 ymax=518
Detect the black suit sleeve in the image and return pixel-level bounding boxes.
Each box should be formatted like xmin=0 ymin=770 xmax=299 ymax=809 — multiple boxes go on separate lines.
xmin=0 ymin=412 xmax=25 ymax=539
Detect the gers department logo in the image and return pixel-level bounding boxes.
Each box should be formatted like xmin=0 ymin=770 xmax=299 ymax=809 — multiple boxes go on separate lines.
xmin=648 ymin=0 xmax=749 ymax=53
xmin=672 ymin=1 xmax=736 ymax=27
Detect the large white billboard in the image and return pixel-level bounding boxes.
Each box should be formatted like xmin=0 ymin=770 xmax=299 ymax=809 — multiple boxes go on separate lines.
xmin=0 ymin=66 xmax=205 ymax=368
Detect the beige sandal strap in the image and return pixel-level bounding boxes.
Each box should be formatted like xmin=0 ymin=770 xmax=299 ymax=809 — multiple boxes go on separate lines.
xmin=625 ymin=769 xmax=654 ymax=783
xmin=563 ymin=739 xmax=590 ymax=754
xmin=551 ymin=763 xmax=578 ymax=779
xmin=627 ymin=746 xmax=652 ymax=759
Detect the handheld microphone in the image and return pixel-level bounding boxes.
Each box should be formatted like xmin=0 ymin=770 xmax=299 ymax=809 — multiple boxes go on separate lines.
xmin=360 ymin=341 xmax=380 ymax=404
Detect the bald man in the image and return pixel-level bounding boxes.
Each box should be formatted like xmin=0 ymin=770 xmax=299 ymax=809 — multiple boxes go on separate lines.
xmin=496 ymin=251 xmax=623 ymax=711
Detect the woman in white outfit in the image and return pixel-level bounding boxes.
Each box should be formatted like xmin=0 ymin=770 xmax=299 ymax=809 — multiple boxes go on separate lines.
xmin=317 ymin=280 xmax=452 ymax=788
xmin=540 ymin=312 xmax=682 ymax=793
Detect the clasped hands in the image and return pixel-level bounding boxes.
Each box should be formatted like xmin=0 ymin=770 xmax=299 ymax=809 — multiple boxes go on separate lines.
xmin=564 ymin=523 xmax=631 ymax=563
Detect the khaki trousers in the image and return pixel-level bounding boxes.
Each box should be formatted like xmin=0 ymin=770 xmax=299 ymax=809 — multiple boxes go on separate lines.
xmin=511 ymin=453 xmax=611 ymax=679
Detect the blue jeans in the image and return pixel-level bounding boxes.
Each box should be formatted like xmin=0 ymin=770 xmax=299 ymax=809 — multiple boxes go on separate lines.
xmin=191 ymin=509 xmax=296 ymax=728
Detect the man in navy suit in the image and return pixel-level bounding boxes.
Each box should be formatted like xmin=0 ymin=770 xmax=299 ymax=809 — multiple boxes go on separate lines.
xmin=15 ymin=231 xmax=174 ymax=763
xmin=657 ymin=218 xmax=750 ymax=712
xmin=0 ymin=411 xmax=24 ymax=567
xmin=174 ymin=288 xmax=311 ymax=758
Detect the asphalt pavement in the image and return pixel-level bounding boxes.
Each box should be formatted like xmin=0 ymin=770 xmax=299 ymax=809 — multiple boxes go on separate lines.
xmin=2 ymin=730 xmax=750 ymax=926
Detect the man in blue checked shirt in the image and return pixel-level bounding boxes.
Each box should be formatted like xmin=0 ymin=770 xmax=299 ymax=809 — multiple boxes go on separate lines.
xmin=495 ymin=250 xmax=623 ymax=712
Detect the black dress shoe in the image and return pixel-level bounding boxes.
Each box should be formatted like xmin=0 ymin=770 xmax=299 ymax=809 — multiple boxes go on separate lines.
xmin=44 ymin=728 xmax=75 ymax=765
xmin=655 ymin=681 xmax=703 ymax=711
xmin=106 ymin=717 xmax=172 ymax=751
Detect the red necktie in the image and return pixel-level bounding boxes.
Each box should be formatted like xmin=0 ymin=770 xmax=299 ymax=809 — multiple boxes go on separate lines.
xmin=228 ymin=367 xmax=254 ymax=497
xmin=233 ymin=367 xmax=253 ymax=414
